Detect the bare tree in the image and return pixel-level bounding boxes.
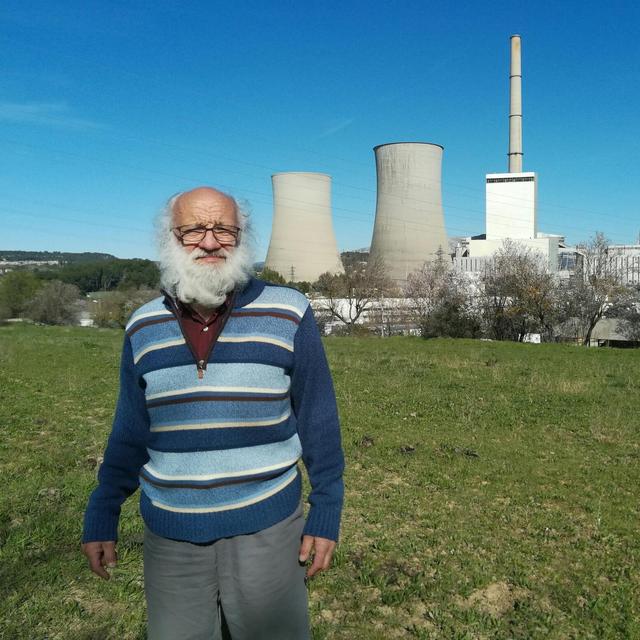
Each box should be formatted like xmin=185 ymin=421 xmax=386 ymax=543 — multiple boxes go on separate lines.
xmin=619 ymin=307 xmax=640 ymax=342
xmin=563 ymin=232 xmax=628 ymax=345
xmin=93 ymin=291 xmax=128 ymax=328
xmin=0 ymin=270 xmax=42 ymax=318
xmin=94 ymin=287 xmax=159 ymax=328
xmin=480 ymin=240 xmax=559 ymax=342
xmin=519 ymin=269 xmax=562 ymax=342
xmin=606 ymin=285 xmax=640 ymax=343
xmin=405 ymin=258 xmax=480 ymax=338
xmin=315 ymin=258 xmax=391 ymax=330
xmin=27 ymin=280 xmax=80 ymax=325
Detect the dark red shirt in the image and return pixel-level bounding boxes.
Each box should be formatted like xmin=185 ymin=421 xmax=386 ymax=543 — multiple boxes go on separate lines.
xmin=175 ymin=294 xmax=233 ymax=367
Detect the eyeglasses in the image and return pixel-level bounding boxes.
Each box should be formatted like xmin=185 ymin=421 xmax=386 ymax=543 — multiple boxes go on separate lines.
xmin=172 ymin=223 xmax=241 ymax=246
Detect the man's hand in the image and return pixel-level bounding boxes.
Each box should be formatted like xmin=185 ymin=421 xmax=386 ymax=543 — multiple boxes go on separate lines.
xmin=81 ymin=541 xmax=117 ymax=580
xmin=298 ymin=535 xmax=336 ymax=578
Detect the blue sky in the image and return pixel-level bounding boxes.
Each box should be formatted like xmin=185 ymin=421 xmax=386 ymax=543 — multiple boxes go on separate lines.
xmin=1 ymin=1 xmax=639 ymax=260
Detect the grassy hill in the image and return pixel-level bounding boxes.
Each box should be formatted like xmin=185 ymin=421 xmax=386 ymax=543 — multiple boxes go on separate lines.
xmin=0 ymin=325 xmax=638 ymax=639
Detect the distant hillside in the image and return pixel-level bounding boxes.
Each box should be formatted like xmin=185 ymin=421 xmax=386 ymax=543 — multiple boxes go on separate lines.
xmin=0 ymin=251 xmax=117 ymax=263
xmin=37 ymin=258 xmax=160 ymax=293
xmin=341 ymin=250 xmax=369 ymax=268
xmin=0 ymin=252 xmax=159 ymax=294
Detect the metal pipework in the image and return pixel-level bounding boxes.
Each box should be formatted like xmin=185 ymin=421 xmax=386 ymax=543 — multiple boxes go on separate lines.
xmin=508 ymin=34 xmax=523 ymax=173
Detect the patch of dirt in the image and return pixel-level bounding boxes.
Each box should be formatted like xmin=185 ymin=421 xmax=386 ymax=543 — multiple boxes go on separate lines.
xmin=376 ymin=605 xmax=394 ymax=617
xmin=65 ymin=585 xmax=130 ymax=618
xmin=381 ymin=474 xmax=408 ymax=488
xmin=455 ymin=581 xmax=530 ymax=617
xmin=319 ymin=609 xmax=335 ymax=622
xmin=402 ymin=599 xmax=436 ymax=632
xmin=37 ymin=487 xmax=60 ymax=500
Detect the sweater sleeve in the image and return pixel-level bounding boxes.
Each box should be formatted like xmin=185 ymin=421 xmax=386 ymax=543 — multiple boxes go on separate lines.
xmin=290 ymin=306 xmax=345 ymax=541
xmin=82 ymin=334 xmax=150 ymax=543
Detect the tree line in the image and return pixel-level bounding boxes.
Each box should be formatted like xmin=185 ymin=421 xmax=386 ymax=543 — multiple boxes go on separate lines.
xmin=305 ymin=234 xmax=640 ymax=345
xmin=0 ymin=250 xmax=115 ymax=263
xmin=3 ymin=237 xmax=638 ymax=344
xmin=0 ymin=258 xmax=160 ymax=326
xmin=1 ymin=261 xmax=303 ymax=327
xmin=36 ymin=258 xmax=160 ymax=294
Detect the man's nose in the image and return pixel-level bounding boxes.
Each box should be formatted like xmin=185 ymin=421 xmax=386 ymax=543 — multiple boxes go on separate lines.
xmin=199 ymin=229 xmax=222 ymax=251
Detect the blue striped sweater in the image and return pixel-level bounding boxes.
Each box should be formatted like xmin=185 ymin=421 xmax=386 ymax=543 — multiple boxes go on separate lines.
xmin=83 ymin=277 xmax=344 ymax=543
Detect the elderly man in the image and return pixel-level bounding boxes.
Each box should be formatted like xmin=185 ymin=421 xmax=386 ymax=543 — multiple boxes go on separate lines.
xmin=82 ymin=187 xmax=344 ymax=640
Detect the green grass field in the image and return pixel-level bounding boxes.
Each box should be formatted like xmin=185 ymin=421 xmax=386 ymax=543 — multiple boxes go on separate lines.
xmin=1 ymin=324 xmax=638 ymax=639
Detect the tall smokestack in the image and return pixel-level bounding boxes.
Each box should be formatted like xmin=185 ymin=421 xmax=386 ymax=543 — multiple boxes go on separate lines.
xmin=508 ymin=34 xmax=523 ymax=172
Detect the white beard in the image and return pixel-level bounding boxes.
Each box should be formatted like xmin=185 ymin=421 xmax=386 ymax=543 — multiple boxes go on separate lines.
xmin=157 ymin=232 xmax=254 ymax=307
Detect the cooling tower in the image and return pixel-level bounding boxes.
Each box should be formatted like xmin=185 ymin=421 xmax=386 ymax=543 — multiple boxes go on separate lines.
xmin=369 ymin=142 xmax=448 ymax=283
xmin=264 ymin=172 xmax=344 ymax=282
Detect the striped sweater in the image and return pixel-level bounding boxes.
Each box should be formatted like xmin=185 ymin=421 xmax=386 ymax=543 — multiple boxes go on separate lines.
xmin=82 ymin=277 xmax=344 ymax=544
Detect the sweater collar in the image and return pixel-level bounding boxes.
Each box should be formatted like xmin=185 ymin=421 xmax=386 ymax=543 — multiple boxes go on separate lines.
xmin=234 ymin=276 xmax=266 ymax=307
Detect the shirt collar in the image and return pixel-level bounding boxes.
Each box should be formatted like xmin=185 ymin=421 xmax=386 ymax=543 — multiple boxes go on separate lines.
xmin=176 ymin=293 xmax=232 ymax=325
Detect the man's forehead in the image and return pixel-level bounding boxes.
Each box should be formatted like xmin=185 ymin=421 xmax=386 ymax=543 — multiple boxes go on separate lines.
xmin=174 ymin=188 xmax=238 ymax=223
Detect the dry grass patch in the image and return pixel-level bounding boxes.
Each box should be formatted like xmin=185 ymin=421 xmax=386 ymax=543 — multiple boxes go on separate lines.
xmin=455 ymin=580 xmax=530 ymax=617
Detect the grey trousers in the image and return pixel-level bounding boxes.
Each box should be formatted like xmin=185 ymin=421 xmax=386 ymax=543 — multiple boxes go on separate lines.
xmin=143 ymin=505 xmax=310 ymax=640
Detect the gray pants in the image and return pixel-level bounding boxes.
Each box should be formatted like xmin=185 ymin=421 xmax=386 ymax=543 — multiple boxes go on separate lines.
xmin=144 ymin=505 xmax=310 ymax=640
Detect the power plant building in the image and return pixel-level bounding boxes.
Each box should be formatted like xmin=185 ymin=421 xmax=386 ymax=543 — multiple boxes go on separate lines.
xmin=468 ymin=34 xmax=557 ymax=269
xmin=485 ymin=172 xmax=537 ymax=240
xmin=264 ymin=172 xmax=344 ymax=283
xmin=369 ymin=142 xmax=448 ymax=283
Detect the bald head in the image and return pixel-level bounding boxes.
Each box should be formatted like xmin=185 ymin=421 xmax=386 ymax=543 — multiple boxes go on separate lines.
xmin=157 ymin=186 xmax=254 ymax=307
xmin=172 ymin=187 xmax=239 ymax=230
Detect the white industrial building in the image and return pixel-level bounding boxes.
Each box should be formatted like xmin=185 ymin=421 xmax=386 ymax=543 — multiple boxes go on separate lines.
xmin=261 ymin=35 xmax=635 ymax=310
xmin=485 ymin=172 xmax=537 ymax=240
xmin=608 ymin=244 xmax=640 ymax=285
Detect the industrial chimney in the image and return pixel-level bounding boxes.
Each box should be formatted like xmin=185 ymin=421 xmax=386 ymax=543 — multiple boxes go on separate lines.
xmin=469 ymin=35 xmax=557 ymax=270
xmin=264 ymin=172 xmax=344 ymax=282
xmin=369 ymin=142 xmax=448 ymax=284
xmin=484 ymin=35 xmax=537 ymax=241
xmin=508 ymin=34 xmax=523 ymax=172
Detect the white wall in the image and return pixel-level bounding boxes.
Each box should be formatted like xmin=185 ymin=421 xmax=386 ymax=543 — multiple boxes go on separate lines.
xmin=468 ymin=237 xmax=558 ymax=271
xmin=486 ymin=172 xmax=537 ymax=240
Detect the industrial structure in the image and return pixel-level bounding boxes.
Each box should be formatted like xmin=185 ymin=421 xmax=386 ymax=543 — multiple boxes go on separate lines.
xmin=264 ymin=172 xmax=344 ymax=282
xmin=466 ymin=34 xmax=557 ymax=270
xmin=369 ymin=142 xmax=448 ymax=283
xmin=303 ymin=34 xmax=637 ymax=345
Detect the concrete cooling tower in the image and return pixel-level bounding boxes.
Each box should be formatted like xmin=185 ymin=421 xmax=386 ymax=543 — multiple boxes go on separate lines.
xmin=369 ymin=142 xmax=448 ymax=283
xmin=264 ymin=172 xmax=344 ymax=282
